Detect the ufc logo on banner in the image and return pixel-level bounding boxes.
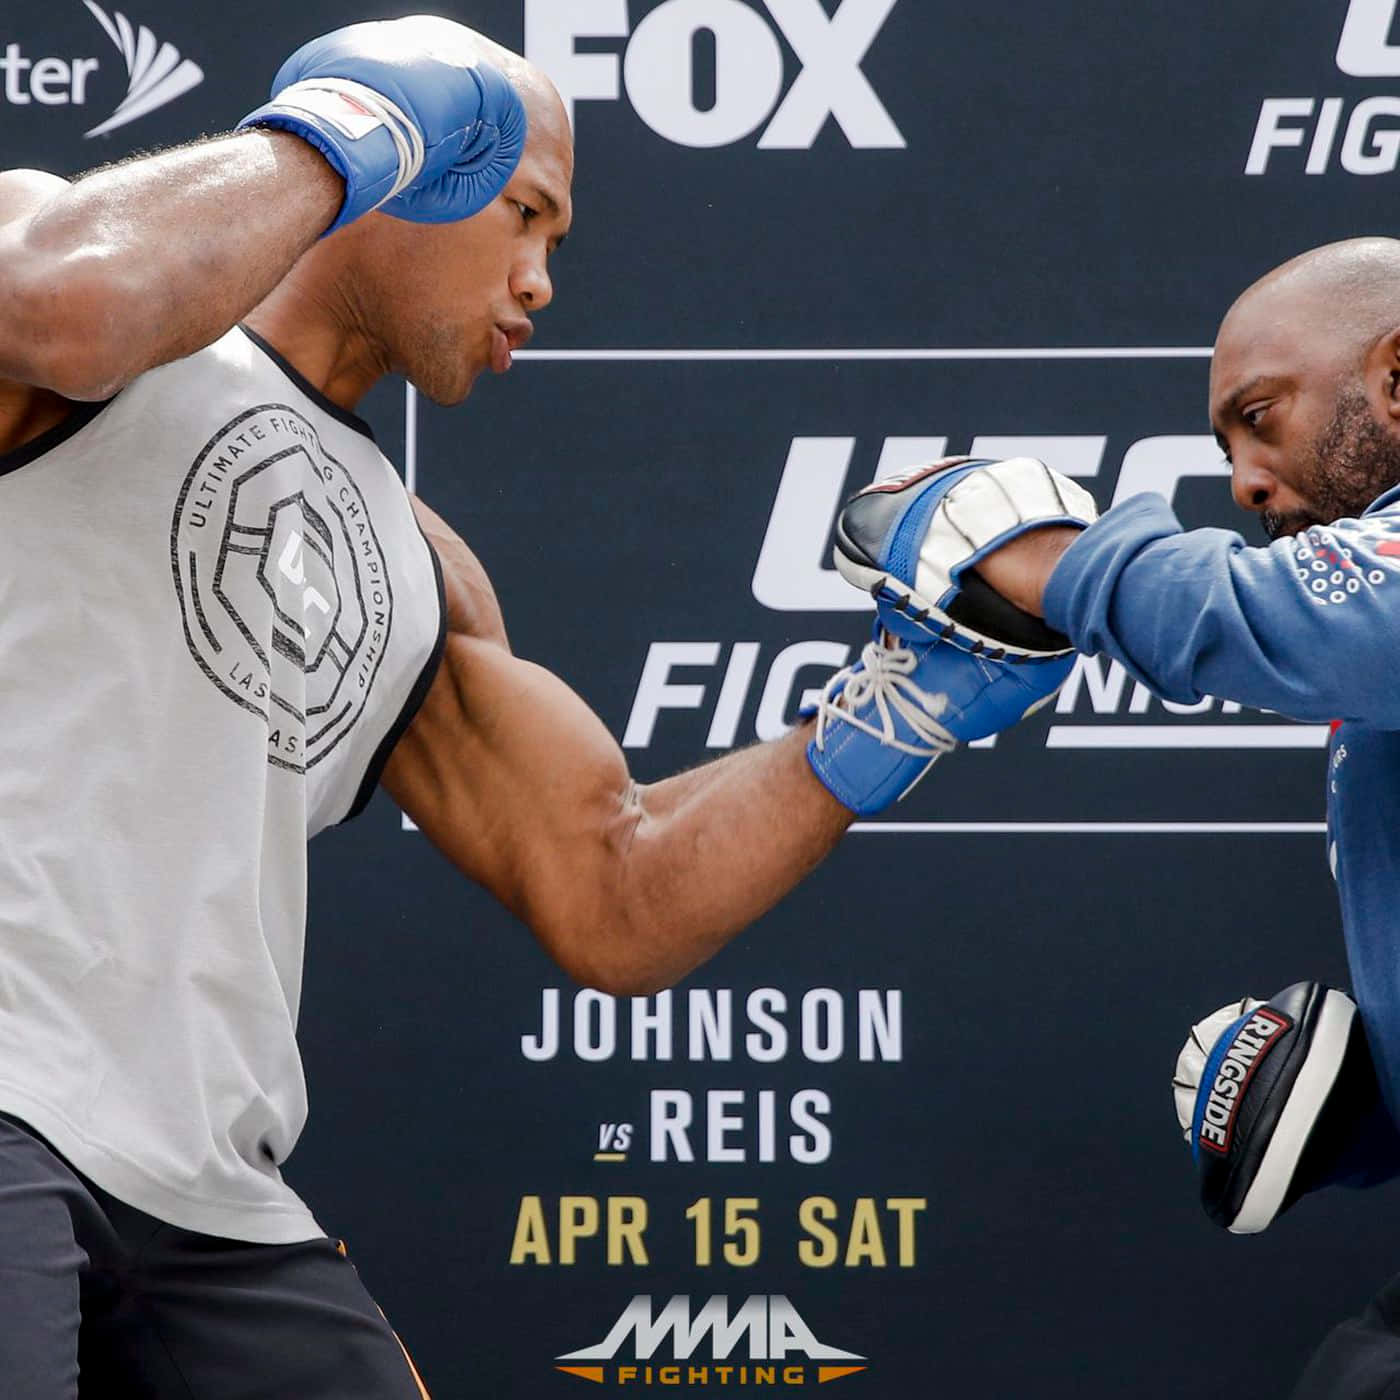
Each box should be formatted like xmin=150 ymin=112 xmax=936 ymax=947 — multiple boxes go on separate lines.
xmin=524 ymin=0 xmax=904 ymax=149
xmin=1248 ymin=0 xmax=1400 ymax=173
xmin=1338 ymin=0 xmax=1400 ymax=76
xmin=749 ymin=435 xmax=1223 ymax=613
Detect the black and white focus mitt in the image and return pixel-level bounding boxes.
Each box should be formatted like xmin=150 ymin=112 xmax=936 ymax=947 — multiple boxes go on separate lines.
xmin=833 ymin=456 xmax=1097 ymax=660
xmin=1173 ymin=981 xmax=1400 ymax=1233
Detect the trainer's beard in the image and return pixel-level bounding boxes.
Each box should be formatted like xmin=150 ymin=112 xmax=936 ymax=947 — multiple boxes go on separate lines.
xmin=1262 ymin=388 xmax=1400 ymax=540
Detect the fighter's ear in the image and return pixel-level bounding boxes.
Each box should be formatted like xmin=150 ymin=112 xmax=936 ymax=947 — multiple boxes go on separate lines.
xmin=1380 ymin=329 xmax=1400 ymax=421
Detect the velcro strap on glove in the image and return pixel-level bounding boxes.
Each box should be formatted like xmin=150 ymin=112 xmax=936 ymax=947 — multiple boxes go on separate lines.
xmin=835 ymin=457 xmax=1098 ymax=659
xmin=239 ymin=78 xmax=426 ymax=232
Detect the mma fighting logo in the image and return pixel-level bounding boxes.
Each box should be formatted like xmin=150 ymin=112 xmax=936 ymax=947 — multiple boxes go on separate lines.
xmin=0 ymin=1 xmax=202 ymax=138
xmin=555 ymin=1294 xmax=867 ymax=1387
xmin=171 ymin=404 xmax=392 ymax=774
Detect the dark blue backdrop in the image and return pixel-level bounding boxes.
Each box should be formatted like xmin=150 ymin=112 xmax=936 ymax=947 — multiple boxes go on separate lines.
xmin=5 ymin=0 xmax=1398 ymax=1393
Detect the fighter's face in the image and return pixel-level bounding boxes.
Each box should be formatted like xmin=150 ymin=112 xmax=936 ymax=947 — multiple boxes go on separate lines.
xmin=1210 ymin=304 xmax=1400 ymax=540
xmin=372 ymin=88 xmax=574 ymax=406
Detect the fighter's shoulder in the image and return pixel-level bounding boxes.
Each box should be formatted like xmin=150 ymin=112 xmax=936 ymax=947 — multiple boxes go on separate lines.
xmin=409 ymin=493 xmax=508 ymax=648
xmin=0 ymin=172 xmax=75 ymax=431
xmin=0 ymin=169 xmax=69 ymax=232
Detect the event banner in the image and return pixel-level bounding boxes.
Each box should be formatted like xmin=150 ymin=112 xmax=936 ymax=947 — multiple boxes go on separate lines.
xmin=7 ymin=0 xmax=1400 ymax=1395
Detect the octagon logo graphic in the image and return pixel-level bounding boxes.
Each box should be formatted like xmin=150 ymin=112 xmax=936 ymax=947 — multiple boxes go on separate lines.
xmin=171 ymin=404 xmax=392 ymax=772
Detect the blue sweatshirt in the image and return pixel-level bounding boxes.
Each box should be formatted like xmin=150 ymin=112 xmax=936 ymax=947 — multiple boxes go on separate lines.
xmin=1044 ymin=486 xmax=1400 ymax=1130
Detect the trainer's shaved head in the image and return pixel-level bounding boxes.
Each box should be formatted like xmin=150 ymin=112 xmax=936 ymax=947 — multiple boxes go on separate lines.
xmin=1223 ymin=238 xmax=1400 ymax=364
xmin=1210 ymin=238 xmax=1400 ymax=539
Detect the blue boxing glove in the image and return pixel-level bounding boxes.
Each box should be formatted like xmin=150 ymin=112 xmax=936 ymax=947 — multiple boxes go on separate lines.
xmin=806 ymin=452 xmax=1084 ymax=814
xmin=805 ymin=621 xmax=1072 ymax=815
xmin=1173 ymin=982 xmax=1400 ymax=1234
xmin=835 ymin=456 xmax=1098 ymax=659
xmin=238 ymin=16 xmax=527 ymax=234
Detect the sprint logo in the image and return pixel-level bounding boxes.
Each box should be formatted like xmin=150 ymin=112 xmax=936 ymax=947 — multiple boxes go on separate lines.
xmin=556 ymin=1295 xmax=867 ymax=1387
xmin=0 ymin=1 xmax=202 ymax=138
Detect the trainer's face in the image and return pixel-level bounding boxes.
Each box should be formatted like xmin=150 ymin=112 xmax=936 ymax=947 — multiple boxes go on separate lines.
xmin=1211 ymin=294 xmax=1400 ymax=540
xmin=383 ymin=81 xmax=574 ymax=405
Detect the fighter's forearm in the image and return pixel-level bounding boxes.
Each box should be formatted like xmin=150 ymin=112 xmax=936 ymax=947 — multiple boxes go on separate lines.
xmin=608 ymin=730 xmax=852 ymax=992
xmin=386 ymin=638 xmax=852 ymax=997
xmin=0 ymin=132 xmax=340 ymax=399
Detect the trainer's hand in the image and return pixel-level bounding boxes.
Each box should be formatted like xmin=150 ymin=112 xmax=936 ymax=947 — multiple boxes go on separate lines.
xmin=834 ymin=457 xmax=1094 ymax=658
xmin=974 ymin=523 xmax=1080 ymax=616
xmin=238 ymin=16 xmax=527 ymax=234
xmin=974 ymin=525 xmax=1080 ymax=618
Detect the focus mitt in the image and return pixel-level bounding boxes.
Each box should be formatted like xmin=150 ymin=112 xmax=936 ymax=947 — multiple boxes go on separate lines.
xmin=834 ymin=456 xmax=1097 ymax=660
xmin=1173 ymin=981 xmax=1400 ymax=1233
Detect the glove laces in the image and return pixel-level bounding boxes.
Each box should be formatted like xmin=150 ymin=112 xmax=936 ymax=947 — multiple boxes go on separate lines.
xmin=813 ymin=637 xmax=957 ymax=759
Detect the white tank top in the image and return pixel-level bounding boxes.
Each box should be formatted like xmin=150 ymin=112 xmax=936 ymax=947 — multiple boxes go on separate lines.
xmin=0 ymin=327 xmax=444 ymax=1242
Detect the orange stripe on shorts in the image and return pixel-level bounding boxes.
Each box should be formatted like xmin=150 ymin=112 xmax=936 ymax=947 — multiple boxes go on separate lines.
xmin=373 ymin=1298 xmax=432 ymax=1400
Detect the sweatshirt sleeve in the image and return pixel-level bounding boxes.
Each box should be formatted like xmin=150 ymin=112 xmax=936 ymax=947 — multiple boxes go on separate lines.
xmin=1041 ymin=491 xmax=1400 ymax=725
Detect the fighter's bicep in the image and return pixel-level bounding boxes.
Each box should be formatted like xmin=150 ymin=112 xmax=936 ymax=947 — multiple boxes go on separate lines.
xmin=384 ymin=496 xmax=519 ymax=885
xmin=381 ymin=631 xmax=508 ymax=888
xmin=382 ymin=625 xmax=635 ymax=925
xmin=409 ymin=494 xmax=509 ymax=649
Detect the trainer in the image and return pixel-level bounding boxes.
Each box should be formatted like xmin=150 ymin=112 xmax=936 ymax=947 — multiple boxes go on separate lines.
xmin=0 ymin=14 xmax=1082 ymax=1396
xmin=956 ymin=238 xmax=1400 ymax=1398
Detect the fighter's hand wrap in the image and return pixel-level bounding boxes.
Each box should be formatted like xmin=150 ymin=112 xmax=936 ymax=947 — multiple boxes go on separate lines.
xmin=834 ymin=456 xmax=1098 ymax=659
xmin=804 ymin=621 xmax=1072 ymax=815
xmin=1173 ymin=981 xmax=1400 ymax=1234
xmin=237 ymin=17 xmax=527 ymax=234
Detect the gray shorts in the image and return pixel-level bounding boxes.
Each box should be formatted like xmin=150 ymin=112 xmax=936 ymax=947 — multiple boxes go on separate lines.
xmin=0 ymin=1112 xmax=430 ymax=1399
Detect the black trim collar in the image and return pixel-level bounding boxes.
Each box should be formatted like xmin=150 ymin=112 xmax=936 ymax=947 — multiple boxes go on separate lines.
xmin=342 ymin=530 xmax=447 ymax=824
xmin=0 ymin=396 xmax=113 ymax=479
xmin=237 ymin=324 xmax=376 ymax=442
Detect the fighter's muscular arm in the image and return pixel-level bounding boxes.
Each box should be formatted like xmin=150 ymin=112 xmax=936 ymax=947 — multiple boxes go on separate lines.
xmin=0 ymin=135 xmax=340 ymax=400
xmin=382 ymin=500 xmax=853 ymax=996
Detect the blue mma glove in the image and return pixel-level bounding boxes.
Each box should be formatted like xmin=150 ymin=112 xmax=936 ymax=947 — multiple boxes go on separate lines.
xmin=1173 ymin=981 xmax=1400 ymax=1234
xmin=804 ymin=621 xmax=1072 ymax=815
xmin=238 ymin=16 xmax=527 ymax=234
xmin=834 ymin=456 xmax=1098 ymax=659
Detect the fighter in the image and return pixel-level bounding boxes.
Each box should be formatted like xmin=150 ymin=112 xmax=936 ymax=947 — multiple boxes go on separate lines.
xmin=861 ymin=239 xmax=1400 ymax=1397
xmin=0 ymin=15 xmax=1089 ymax=1396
